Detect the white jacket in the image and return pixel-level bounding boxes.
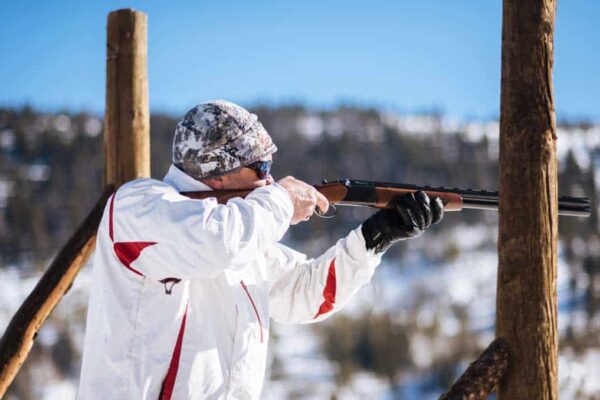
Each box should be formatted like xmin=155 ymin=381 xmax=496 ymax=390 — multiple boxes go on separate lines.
xmin=78 ymin=165 xmax=382 ymax=400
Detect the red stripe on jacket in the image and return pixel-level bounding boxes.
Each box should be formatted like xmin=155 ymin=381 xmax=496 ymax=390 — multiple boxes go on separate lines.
xmin=241 ymin=281 xmax=264 ymax=343
xmin=109 ymin=193 xmax=116 ymax=241
xmin=159 ymin=303 xmax=189 ymax=400
xmin=108 ymin=190 xmax=156 ymax=277
xmin=113 ymin=242 xmax=156 ymax=276
xmin=314 ymin=258 xmax=336 ymax=319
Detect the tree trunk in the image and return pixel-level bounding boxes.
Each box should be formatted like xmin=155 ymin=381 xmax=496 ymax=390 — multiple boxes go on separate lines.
xmin=496 ymin=1 xmax=558 ymax=399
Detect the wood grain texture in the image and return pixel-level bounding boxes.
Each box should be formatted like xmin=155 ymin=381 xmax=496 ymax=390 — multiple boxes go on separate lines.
xmin=496 ymin=1 xmax=558 ymax=399
xmin=372 ymin=187 xmax=463 ymax=211
xmin=104 ymin=9 xmax=150 ymax=186
xmin=439 ymin=338 xmax=509 ymax=400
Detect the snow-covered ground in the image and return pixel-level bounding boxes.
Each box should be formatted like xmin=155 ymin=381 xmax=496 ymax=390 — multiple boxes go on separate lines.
xmin=1 ymin=223 xmax=599 ymax=399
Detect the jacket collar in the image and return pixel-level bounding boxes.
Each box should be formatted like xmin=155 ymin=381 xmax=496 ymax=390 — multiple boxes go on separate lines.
xmin=163 ymin=164 xmax=213 ymax=192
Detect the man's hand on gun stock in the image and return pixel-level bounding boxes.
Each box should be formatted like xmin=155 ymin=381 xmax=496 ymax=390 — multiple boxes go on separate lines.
xmin=278 ymin=176 xmax=329 ymax=225
xmin=362 ymin=191 xmax=444 ymax=253
xmin=278 ymin=176 xmax=443 ymax=251
xmin=278 ymin=176 xmax=444 ymax=253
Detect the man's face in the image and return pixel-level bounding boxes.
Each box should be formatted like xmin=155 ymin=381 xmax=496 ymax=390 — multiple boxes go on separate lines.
xmin=206 ymin=155 xmax=274 ymax=190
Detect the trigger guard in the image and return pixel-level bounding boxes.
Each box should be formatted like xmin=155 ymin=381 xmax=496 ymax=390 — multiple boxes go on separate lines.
xmin=316 ymin=205 xmax=337 ymax=219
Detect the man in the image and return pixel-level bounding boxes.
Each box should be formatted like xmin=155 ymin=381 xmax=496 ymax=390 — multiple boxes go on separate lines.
xmin=78 ymin=100 xmax=443 ymax=399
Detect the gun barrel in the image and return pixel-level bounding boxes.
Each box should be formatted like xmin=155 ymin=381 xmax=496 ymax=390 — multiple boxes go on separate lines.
xmin=337 ymin=179 xmax=592 ymax=218
xmin=461 ymin=195 xmax=591 ymax=217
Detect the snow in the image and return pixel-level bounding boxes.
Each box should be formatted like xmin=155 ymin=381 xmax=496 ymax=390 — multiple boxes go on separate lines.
xmin=296 ymin=115 xmax=324 ymax=140
xmin=560 ymin=349 xmax=600 ymax=398
xmin=0 ymin=129 xmax=16 ymax=150
xmin=1 ymin=223 xmax=599 ymax=398
xmin=83 ymin=118 xmax=103 ymax=138
xmin=41 ymin=381 xmax=77 ymax=400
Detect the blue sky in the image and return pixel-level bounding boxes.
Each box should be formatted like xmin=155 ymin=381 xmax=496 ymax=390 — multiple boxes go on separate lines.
xmin=0 ymin=1 xmax=598 ymax=121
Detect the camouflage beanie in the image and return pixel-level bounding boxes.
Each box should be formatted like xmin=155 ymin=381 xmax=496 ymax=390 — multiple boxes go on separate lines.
xmin=172 ymin=100 xmax=277 ymax=180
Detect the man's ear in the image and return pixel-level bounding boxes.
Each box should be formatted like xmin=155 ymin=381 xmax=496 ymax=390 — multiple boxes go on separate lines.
xmin=201 ymin=176 xmax=224 ymax=190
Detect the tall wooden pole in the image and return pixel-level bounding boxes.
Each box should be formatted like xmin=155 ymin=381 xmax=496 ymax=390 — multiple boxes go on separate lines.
xmin=105 ymin=9 xmax=150 ymax=185
xmin=496 ymin=1 xmax=558 ymax=399
xmin=0 ymin=9 xmax=150 ymax=397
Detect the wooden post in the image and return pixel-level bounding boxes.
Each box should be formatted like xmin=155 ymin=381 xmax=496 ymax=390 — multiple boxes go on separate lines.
xmin=496 ymin=1 xmax=558 ymax=399
xmin=0 ymin=188 xmax=114 ymax=397
xmin=0 ymin=9 xmax=150 ymax=397
xmin=105 ymin=9 xmax=150 ymax=186
xmin=439 ymin=338 xmax=510 ymax=400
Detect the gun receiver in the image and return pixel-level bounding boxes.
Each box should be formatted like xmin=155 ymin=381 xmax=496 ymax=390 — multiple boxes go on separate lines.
xmin=182 ymin=179 xmax=591 ymax=218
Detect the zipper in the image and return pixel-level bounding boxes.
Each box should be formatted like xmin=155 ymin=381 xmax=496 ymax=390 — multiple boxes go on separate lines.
xmin=159 ymin=277 xmax=181 ymax=295
xmin=240 ymin=280 xmax=264 ymax=343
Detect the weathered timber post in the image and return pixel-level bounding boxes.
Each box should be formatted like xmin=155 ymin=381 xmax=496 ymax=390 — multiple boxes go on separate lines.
xmin=0 ymin=9 xmax=150 ymax=397
xmin=0 ymin=189 xmax=113 ymax=397
xmin=496 ymin=1 xmax=558 ymax=399
xmin=439 ymin=338 xmax=510 ymax=400
xmin=105 ymin=9 xmax=150 ymax=185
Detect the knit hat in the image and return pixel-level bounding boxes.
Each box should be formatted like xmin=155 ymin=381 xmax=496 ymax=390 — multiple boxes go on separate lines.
xmin=172 ymin=100 xmax=277 ymax=179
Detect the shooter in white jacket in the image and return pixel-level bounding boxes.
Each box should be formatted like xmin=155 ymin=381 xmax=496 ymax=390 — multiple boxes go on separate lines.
xmin=77 ymin=101 xmax=443 ymax=400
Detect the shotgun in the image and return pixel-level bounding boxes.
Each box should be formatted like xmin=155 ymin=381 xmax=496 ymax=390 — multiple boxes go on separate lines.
xmin=182 ymin=179 xmax=591 ymax=218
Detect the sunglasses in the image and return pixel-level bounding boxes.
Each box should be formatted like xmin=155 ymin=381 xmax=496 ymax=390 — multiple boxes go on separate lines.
xmin=246 ymin=160 xmax=273 ymax=180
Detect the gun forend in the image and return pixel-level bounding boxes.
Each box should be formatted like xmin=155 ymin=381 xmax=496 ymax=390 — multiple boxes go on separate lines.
xmin=317 ymin=181 xmax=463 ymax=211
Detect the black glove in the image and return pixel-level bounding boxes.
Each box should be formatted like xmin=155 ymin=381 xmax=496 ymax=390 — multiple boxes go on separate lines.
xmin=361 ymin=191 xmax=444 ymax=253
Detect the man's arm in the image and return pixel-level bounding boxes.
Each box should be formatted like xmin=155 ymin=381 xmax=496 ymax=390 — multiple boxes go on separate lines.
xmin=267 ymin=191 xmax=443 ymax=324
xmin=110 ymin=176 xmax=329 ymax=281
xmin=110 ymin=180 xmax=294 ymax=281
xmin=267 ymin=228 xmax=381 ymax=325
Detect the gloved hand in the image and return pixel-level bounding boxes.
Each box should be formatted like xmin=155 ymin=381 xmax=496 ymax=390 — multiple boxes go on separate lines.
xmin=361 ymin=191 xmax=444 ymax=253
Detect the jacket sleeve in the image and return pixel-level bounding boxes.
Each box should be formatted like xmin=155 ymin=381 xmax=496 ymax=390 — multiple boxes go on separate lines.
xmin=110 ymin=180 xmax=293 ymax=281
xmin=267 ymin=227 xmax=382 ymax=324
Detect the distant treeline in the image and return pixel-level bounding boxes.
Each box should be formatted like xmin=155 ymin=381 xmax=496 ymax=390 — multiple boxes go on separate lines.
xmin=0 ymin=106 xmax=597 ymax=266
